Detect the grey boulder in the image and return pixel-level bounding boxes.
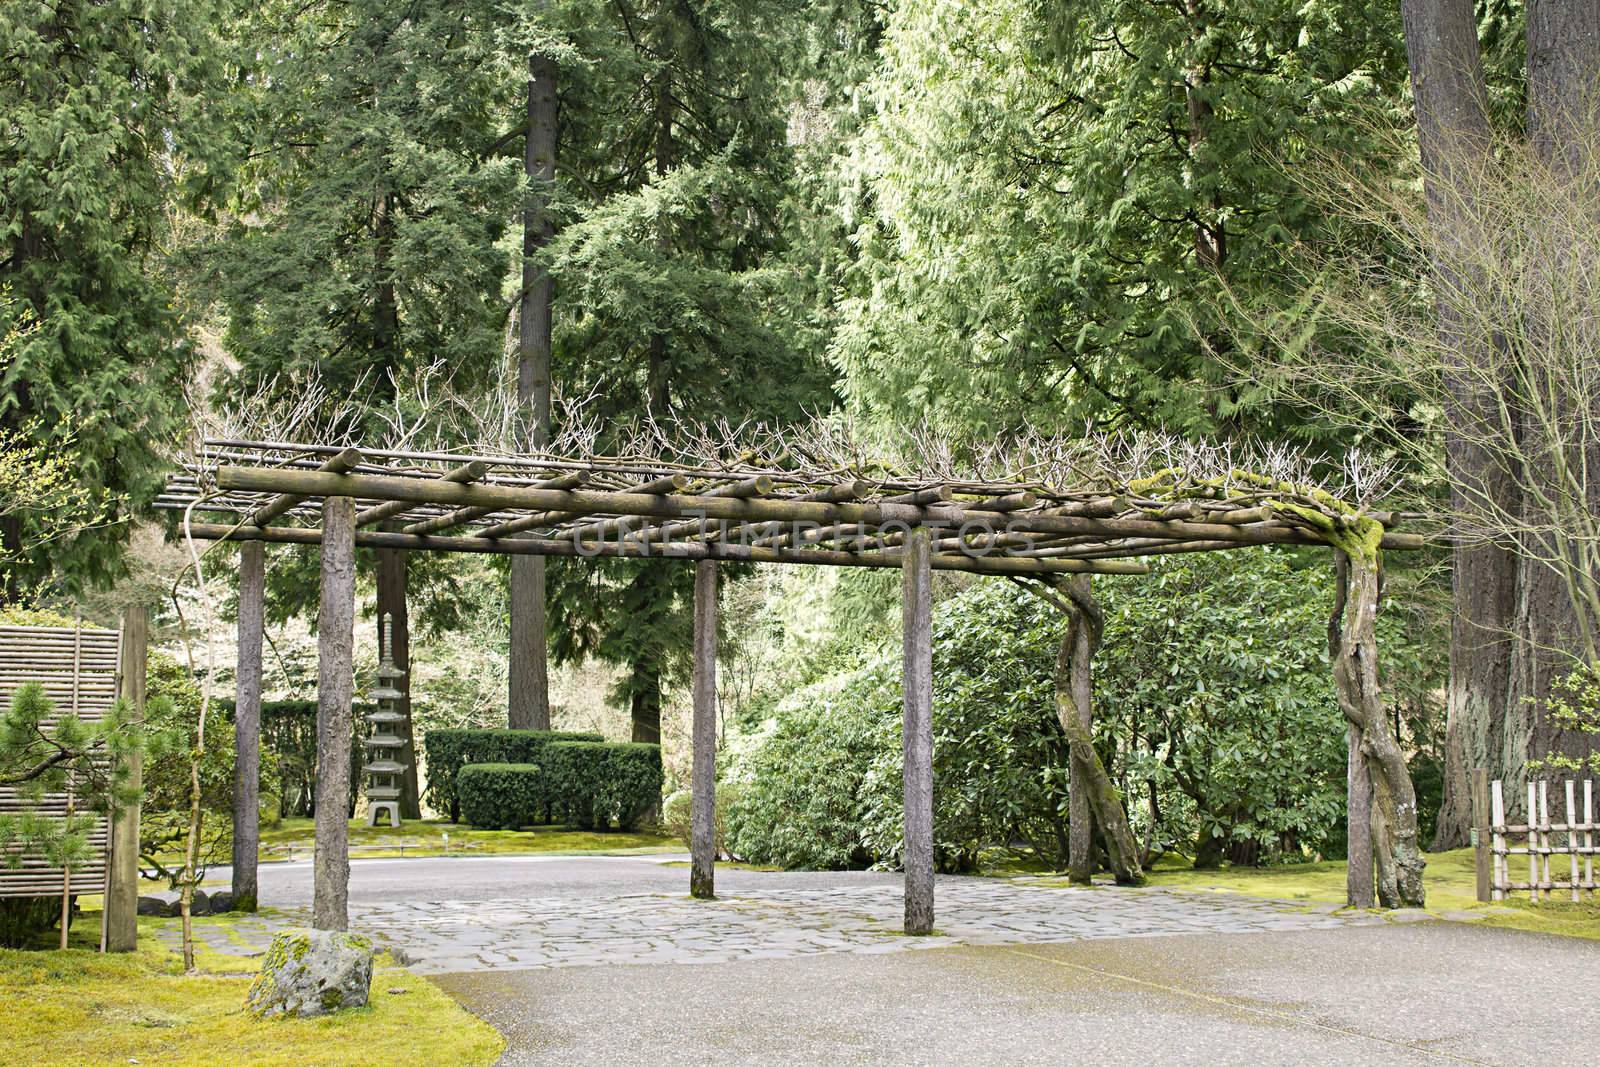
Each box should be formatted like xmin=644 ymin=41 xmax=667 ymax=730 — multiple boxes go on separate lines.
xmin=246 ymin=929 xmax=375 ymax=1018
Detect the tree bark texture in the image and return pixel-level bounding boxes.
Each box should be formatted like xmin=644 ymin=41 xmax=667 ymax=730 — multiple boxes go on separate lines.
xmin=690 ymin=560 xmax=718 ymax=900
xmin=509 ymin=51 xmax=557 ymax=731
xmin=1330 ymin=550 xmax=1426 ymax=907
xmin=375 ymin=544 xmax=419 ymax=818
xmin=232 ymin=541 xmax=264 ymax=909
xmin=1401 ymin=0 xmax=1520 ymax=851
xmin=1053 ymin=575 xmax=1144 ymax=886
xmin=901 ymin=527 xmax=935 ymax=935
xmin=1346 ymin=723 xmax=1375 ymax=908
xmin=106 ymin=606 xmax=147 ymax=951
xmin=314 ymin=496 xmax=356 ymax=931
xmin=1502 ymin=0 xmax=1600 ymax=796
xmin=1066 ymin=578 xmax=1096 ymax=885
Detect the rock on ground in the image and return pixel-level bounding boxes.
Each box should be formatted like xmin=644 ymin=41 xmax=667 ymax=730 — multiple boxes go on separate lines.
xmin=246 ymin=929 xmax=375 ymax=1018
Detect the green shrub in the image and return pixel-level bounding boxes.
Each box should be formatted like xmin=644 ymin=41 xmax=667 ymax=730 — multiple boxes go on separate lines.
xmin=591 ymin=743 xmax=664 ymax=830
xmin=662 ymin=782 xmax=742 ymax=857
xmin=0 ymin=897 xmax=60 ymax=949
xmin=424 ymin=728 xmax=603 ymax=822
xmin=461 ymin=741 xmax=663 ymax=832
xmin=457 ymin=764 xmax=544 ymax=830
xmin=726 ymin=550 xmax=1442 ymax=873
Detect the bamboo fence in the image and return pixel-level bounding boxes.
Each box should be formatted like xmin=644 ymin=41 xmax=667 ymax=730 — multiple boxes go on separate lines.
xmin=1488 ymin=777 xmax=1598 ymax=902
xmin=0 ymin=624 xmax=121 ymax=901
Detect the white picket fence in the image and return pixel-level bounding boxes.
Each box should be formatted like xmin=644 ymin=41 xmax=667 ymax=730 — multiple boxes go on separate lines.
xmin=1488 ymin=778 xmax=1599 ymax=902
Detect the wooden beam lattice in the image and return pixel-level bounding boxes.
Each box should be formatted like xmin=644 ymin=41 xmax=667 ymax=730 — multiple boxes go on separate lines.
xmin=155 ymin=439 xmax=1432 ymax=572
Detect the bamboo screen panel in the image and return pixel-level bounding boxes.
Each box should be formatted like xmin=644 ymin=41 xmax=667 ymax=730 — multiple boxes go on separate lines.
xmin=0 ymin=624 xmax=121 ymax=899
xmin=1488 ymin=777 xmax=1599 ymax=903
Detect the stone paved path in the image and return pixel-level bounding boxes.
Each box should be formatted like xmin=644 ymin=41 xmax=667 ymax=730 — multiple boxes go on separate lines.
xmin=152 ymin=874 xmax=1373 ymax=976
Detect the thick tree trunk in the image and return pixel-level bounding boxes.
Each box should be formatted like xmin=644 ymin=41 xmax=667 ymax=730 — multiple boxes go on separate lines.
xmin=690 ymin=560 xmax=718 ymax=899
xmin=1401 ymin=0 xmax=1519 ymax=851
xmin=1052 ymin=576 xmax=1144 ymax=886
xmin=1346 ymin=723 xmax=1375 ymax=907
xmin=375 ymin=545 xmax=418 ymax=818
xmin=901 ymin=528 xmax=935 ymax=935
xmin=630 ymin=666 xmax=663 ymax=744
xmin=509 ymin=52 xmax=558 ymax=731
xmin=1330 ymin=549 xmax=1426 ymax=907
xmin=314 ymin=497 xmax=356 ymax=931
xmin=232 ymin=541 xmax=264 ymax=909
xmin=1503 ymin=0 xmax=1600 ymax=794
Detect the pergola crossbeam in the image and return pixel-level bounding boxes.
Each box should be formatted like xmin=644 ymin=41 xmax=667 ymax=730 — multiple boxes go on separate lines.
xmin=181 ymin=522 xmax=1151 ymax=576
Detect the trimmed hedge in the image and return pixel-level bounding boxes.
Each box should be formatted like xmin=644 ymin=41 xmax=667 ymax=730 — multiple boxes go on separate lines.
xmin=455 ymin=741 xmax=663 ymax=832
xmin=424 ymin=728 xmax=604 ymax=822
xmin=544 ymin=741 xmax=664 ymax=830
xmin=457 ymin=764 xmax=543 ymax=830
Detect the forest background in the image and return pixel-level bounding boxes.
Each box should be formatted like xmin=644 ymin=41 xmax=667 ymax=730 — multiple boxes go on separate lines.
xmin=3 ymin=0 xmax=1592 ymax=874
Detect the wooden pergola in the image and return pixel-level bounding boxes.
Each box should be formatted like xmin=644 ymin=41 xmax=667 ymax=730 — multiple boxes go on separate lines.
xmin=160 ymin=437 xmax=1429 ymax=929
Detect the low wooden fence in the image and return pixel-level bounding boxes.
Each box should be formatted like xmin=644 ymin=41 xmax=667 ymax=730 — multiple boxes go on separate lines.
xmin=1480 ymin=773 xmax=1598 ymax=903
xmin=0 ymin=623 xmax=121 ymax=900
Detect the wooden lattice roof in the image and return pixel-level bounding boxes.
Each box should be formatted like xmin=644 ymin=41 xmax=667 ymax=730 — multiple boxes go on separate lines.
xmin=156 ymin=437 xmax=1427 ymax=579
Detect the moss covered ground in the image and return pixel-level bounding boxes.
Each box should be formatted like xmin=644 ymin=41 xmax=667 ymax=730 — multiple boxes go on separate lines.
xmin=0 ymin=912 xmax=504 ymax=1067
xmin=255 ymin=816 xmax=678 ymax=862
xmin=1028 ymin=847 xmax=1600 ymax=941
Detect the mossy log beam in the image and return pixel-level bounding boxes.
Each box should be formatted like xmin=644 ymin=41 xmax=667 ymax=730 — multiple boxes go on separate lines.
xmin=624 ymin=476 xmax=774 ymax=545
xmin=754 ymin=486 xmax=955 ymax=548
xmin=473 ymin=473 xmax=687 ymax=539
xmin=214 ymin=468 xmax=1424 ymax=551
xmin=183 ymin=522 xmax=1148 ymax=577
xmin=702 ymin=479 xmax=872 ymax=545
xmin=356 ymin=460 xmax=487 ymax=526
xmin=404 ymin=470 xmax=588 ymax=535
xmin=246 ymin=447 xmax=363 ymax=527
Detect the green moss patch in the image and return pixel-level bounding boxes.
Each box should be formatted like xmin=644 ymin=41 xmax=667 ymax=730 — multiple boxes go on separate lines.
xmin=0 ymin=914 xmax=503 ymax=1067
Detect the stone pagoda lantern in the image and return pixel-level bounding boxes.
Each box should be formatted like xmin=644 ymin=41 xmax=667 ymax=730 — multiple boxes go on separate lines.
xmin=362 ymin=613 xmax=407 ymax=827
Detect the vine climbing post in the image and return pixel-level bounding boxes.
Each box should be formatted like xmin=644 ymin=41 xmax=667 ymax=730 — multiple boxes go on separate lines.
xmin=1325 ymin=524 xmax=1425 ymax=908
xmin=1053 ymin=576 xmax=1144 ymax=885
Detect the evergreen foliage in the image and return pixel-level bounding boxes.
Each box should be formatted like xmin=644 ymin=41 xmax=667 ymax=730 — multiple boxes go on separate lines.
xmin=831 ymin=0 xmax=1411 ymax=438
xmin=0 ymin=0 xmax=223 ymax=594
xmin=0 ymin=683 xmax=148 ymax=873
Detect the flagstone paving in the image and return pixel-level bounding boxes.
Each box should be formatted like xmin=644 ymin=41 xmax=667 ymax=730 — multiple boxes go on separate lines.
xmin=152 ymin=872 xmax=1377 ymax=975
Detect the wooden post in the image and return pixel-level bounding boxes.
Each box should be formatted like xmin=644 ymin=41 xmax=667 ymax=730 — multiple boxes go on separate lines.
xmin=690 ymin=559 xmax=718 ymax=900
xmin=1346 ymin=723 xmax=1374 ymax=909
xmin=1470 ymin=767 xmax=1491 ymax=903
xmin=1490 ymin=777 xmax=1506 ymax=901
xmin=232 ymin=540 xmax=264 ymax=911
xmin=106 ymin=607 xmax=147 ymax=952
xmin=314 ymin=496 xmax=356 ymax=931
xmin=902 ymin=526 xmax=935 ymax=935
xmin=1067 ymin=575 xmax=1096 ymax=885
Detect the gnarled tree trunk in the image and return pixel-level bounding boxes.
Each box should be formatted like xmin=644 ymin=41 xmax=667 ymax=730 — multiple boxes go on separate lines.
xmin=1047 ymin=575 xmax=1144 ymax=886
xmin=1330 ymin=548 xmax=1426 ymax=907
